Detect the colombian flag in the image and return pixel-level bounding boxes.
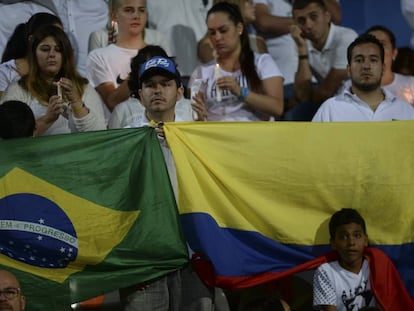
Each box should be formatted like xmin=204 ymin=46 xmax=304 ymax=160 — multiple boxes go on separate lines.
xmin=164 ymin=121 xmax=414 ymax=303
xmin=0 ymin=128 xmax=188 ymax=311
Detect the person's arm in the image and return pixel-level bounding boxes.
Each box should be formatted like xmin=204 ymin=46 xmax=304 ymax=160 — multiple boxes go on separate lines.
xmin=70 ymin=84 xmax=106 ymax=131
xmin=291 ymin=25 xmax=347 ymax=104
xmin=197 ymin=34 xmax=214 ymax=64
xmin=313 ymin=266 xmax=338 ymax=310
xmin=319 ymin=306 xmax=337 ymax=311
xmin=324 ymin=0 xmax=342 ymax=25
xmin=216 ymin=75 xmax=284 ymax=118
xmin=95 ymin=79 xmax=130 ymax=111
xmin=290 ymin=24 xmax=313 ymax=102
xmin=310 ymin=68 xmax=347 ymax=103
xmin=253 ymin=3 xmax=295 ymax=37
xmin=255 ymin=35 xmax=268 ymax=54
xmin=35 ymin=95 xmax=66 ymax=136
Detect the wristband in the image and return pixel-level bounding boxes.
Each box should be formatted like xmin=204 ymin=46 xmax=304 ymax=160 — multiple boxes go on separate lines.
xmin=299 ymin=54 xmax=308 ymax=60
xmin=238 ymin=86 xmax=249 ymax=100
xmin=71 ymin=103 xmax=86 ymax=112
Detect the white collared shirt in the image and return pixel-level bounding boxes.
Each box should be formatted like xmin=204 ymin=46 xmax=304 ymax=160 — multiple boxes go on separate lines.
xmin=312 ymin=86 xmax=414 ymax=122
xmin=307 ymin=23 xmax=357 ymax=82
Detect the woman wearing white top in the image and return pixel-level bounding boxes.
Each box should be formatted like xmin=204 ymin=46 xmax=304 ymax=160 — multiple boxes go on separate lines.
xmin=189 ymin=2 xmax=284 ymax=121
xmin=197 ymin=0 xmax=268 ymax=64
xmin=0 ymin=25 xmax=106 ymax=136
xmin=87 ymin=0 xmax=169 ymax=116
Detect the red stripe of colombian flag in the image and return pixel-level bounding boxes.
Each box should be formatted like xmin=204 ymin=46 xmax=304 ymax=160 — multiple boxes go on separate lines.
xmin=164 ymin=121 xmax=414 ymax=310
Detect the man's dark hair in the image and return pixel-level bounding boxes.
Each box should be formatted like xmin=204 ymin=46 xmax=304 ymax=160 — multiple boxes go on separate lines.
xmin=347 ymin=33 xmax=385 ymax=64
xmin=365 ymin=25 xmax=396 ymax=49
xmin=329 ymin=208 xmax=367 ymax=238
xmin=0 ymin=101 xmax=35 ymax=139
xmin=292 ymin=0 xmax=327 ymax=11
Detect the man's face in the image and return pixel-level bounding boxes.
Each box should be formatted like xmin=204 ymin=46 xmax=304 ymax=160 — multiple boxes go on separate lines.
xmin=330 ymin=223 xmax=368 ymax=271
xmin=139 ymin=75 xmax=183 ymax=117
xmin=368 ymin=30 xmax=397 ymax=72
xmin=0 ymin=271 xmax=25 ymax=311
xmin=348 ymin=42 xmax=384 ymax=92
xmin=292 ymin=2 xmax=331 ymax=44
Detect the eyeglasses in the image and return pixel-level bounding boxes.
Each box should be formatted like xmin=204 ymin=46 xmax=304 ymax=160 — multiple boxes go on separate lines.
xmin=0 ymin=288 xmax=21 ymax=300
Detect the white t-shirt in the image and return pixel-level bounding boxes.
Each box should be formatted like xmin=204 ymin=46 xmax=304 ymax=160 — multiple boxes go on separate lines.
xmin=0 ymin=81 xmax=106 ymax=135
xmin=189 ymin=53 xmax=283 ymax=121
xmin=146 ymin=0 xmax=212 ymax=42
xmin=253 ymin=0 xmax=297 ymax=85
xmin=384 ymin=73 xmax=414 ymax=106
xmin=0 ymin=59 xmax=20 ymax=92
xmin=307 ymin=24 xmax=357 ymax=82
xmin=86 ymin=44 xmax=138 ymax=89
xmin=313 ymin=260 xmax=376 ymax=311
xmin=312 ymin=86 xmax=414 ymax=122
xmin=88 ymin=28 xmax=171 ymax=55
xmin=86 ymin=44 xmax=139 ymax=123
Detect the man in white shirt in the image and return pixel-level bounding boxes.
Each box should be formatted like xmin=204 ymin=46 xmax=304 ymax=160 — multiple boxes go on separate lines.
xmin=253 ymin=0 xmax=341 ymax=89
xmin=312 ymin=33 xmax=414 ymax=122
xmin=286 ymin=0 xmax=357 ymax=120
xmin=119 ymin=56 xmax=214 ymax=311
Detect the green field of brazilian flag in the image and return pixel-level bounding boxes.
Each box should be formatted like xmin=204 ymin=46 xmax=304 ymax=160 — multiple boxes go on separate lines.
xmin=0 ymin=128 xmax=189 ymax=310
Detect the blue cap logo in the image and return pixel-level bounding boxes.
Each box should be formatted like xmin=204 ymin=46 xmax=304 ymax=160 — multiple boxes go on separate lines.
xmin=139 ymin=56 xmax=179 ymax=82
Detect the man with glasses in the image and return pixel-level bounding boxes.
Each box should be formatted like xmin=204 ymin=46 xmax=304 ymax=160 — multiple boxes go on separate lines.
xmin=0 ymin=270 xmax=25 ymax=311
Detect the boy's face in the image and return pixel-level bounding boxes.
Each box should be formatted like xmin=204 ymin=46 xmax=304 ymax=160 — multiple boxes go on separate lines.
xmin=330 ymin=222 xmax=368 ymax=272
xmin=292 ymin=2 xmax=331 ymax=44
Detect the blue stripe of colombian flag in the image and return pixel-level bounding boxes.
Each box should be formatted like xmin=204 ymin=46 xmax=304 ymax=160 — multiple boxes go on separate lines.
xmin=181 ymin=212 xmax=414 ymax=297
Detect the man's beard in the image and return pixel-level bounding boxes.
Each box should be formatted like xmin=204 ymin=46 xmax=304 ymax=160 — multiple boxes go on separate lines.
xmin=352 ymin=78 xmax=381 ymax=92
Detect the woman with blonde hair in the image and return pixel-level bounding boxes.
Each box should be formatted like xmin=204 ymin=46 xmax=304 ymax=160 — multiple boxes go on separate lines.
xmin=0 ymin=25 xmax=106 ymax=136
xmin=87 ymin=0 xmax=169 ymax=118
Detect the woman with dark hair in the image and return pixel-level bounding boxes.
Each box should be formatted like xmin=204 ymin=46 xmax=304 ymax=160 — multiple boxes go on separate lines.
xmin=0 ymin=25 xmax=106 ymax=136
xmin=0 ymin=12 xmax=62 ymax=98
xmin=189 ymin=2 xmax=284 ymax=121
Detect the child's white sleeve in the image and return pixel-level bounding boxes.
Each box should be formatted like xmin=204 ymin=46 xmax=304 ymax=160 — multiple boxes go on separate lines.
xmin=313 ymin=266 xmax=337 ymax=308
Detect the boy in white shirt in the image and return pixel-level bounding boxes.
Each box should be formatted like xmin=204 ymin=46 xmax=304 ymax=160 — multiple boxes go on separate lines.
xmin=313 ymin=208 xmax=376 ymax=311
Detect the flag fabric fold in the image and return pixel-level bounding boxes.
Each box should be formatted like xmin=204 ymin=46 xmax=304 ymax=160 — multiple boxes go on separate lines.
xmin=164 ymin=121 xmax=414 ymax=300
xmin=0 ymin=128 xmax=189 ymax=310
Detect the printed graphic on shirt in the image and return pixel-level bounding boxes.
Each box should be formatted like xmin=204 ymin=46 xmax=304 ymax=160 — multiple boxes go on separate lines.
xmin=341 ymin=280 xmax=373 ymax=311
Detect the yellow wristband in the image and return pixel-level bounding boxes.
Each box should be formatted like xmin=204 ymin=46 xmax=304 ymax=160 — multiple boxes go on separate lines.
xmin=71 ymin=103 xmax=85 ymax=112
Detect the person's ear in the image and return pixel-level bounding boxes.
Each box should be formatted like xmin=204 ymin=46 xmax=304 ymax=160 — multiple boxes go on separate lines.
xmin=330 ymin=237 xmax=337 ymax=250
xmin=392 ymin=48 xmax=398 ymax=62
xmin=325 ymin=10 xmax=332 ymax=23
xmin=21 ymin=295 xmax=26 ymax=310
xmin=176 ymin=85 xmax=184 ymax=101
xmin=236 ymin=22 xmax=244 ymax=36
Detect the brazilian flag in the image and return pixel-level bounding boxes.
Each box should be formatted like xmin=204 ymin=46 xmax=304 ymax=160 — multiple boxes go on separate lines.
xmin=0 ymin=128 xmax=189 ymax=310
